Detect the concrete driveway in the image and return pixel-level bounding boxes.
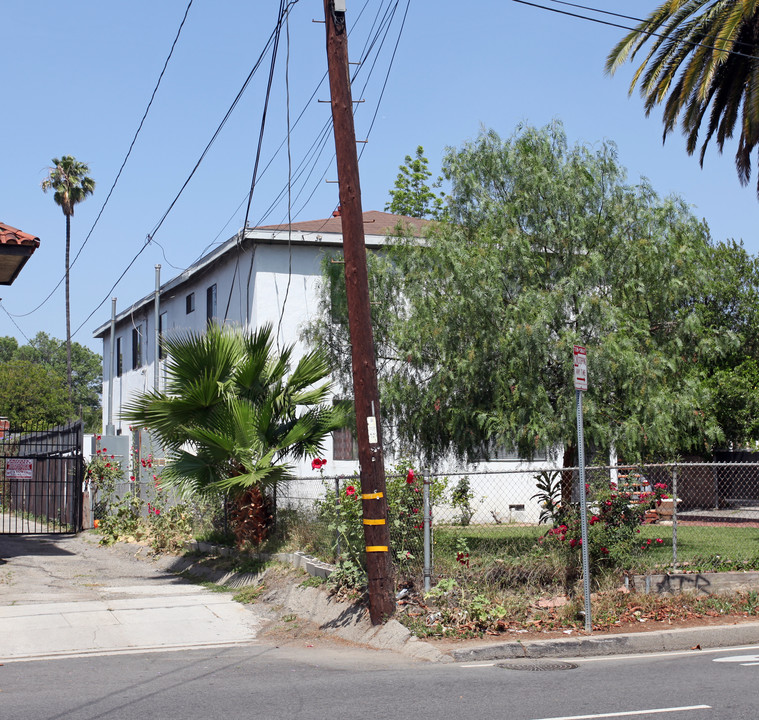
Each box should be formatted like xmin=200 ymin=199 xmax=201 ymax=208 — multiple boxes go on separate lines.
xmin=0 ymin=532 xmax=263 ymax=662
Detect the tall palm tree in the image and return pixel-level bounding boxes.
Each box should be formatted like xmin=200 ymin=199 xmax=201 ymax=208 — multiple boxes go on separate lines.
xmin=41 ymin=156 xmax=95 ymax=402
xmin=122 ymin=322 xmax=347 ymax=544
xmin=606 ymin=1 xmax=759 ymax=197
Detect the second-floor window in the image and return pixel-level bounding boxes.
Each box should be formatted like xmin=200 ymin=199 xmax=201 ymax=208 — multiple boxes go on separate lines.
xmin=186 ymin=292 xmax=195 ymax=314
xmin=206 ymin=284 xmax=217 ymax=323
xmin=116 ymin=337 xmax=123 ymax=377
xmin=132 ymin=326 xmax=142 ymax=369
xmin=159 ymin=312 xmax=167 ymax=360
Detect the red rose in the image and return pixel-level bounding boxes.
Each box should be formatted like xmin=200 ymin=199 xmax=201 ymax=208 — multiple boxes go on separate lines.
xmin=406 ymin=469 xmax=415 ymax=483
xmin=346 ymin=485 xmax=356 ymax=496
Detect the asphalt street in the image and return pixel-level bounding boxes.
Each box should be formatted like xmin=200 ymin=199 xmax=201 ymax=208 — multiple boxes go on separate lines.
xmin=2 ymin=532 xmax=759 ymax=719
xmin=1 ymin=642 xmax=758 ymax=720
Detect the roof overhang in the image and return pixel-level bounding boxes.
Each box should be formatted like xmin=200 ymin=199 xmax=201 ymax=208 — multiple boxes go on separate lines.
xmin=0 ymin=223 xmax=40 ymax=285
xmin=92 ymin=211 xmax=430 ymax=338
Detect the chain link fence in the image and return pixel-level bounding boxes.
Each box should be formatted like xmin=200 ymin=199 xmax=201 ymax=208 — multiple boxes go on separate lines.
xmin=278 ymin=462 xmax=759 ymax=586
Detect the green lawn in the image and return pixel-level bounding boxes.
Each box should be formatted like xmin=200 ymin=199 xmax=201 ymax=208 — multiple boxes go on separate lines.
xmin=432 ymin=522 xmax=759 ymax=572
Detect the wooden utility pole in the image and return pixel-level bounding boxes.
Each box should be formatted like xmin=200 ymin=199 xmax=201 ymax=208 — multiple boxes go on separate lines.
xmin=323 ymin=0 xmax=395 ymax=624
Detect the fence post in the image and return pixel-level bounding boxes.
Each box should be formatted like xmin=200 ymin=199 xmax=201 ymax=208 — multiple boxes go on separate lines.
xmin=334 ymin=476 xmax=341 ymax=558
xmin=672 ymin=464 xmax=678 ymax=568
xmin=423 ymin=471 xmax=432 ymax=593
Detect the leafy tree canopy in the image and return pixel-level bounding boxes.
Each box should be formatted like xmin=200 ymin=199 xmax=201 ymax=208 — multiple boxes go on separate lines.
xmin=697 ymin=240 xmax=759 ymax=447
xmin=311 ymin=121 xmax=733 ymax=466
xmin=385 ymin=145 xmax=445 ymax=219
xmin=0 ymin=333 xmax=101 ymax=431
xmin=0 ymin=360 xmax=73 ymax=427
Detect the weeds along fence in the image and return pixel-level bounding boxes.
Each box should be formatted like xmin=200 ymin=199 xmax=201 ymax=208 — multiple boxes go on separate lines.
xmin=279 ymin=463 xmax=759 ymax=587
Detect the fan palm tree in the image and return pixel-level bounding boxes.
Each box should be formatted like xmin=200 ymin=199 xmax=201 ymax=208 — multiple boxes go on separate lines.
xmin=42 ymin=156 xmax=95 ymax=402
xmin=606 ymin=1 xmax=759 ymax=197
xmin=122 ymin=322 xmax=347 ymax=543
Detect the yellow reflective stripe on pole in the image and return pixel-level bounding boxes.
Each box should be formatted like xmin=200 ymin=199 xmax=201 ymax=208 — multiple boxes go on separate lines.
xmin=365 ymin=546 xmax=388 ymax=552
xmin=361 ymin=492 xmax=383 ymax=500
xmin=363 ymin=518 xmax=386 ymax=525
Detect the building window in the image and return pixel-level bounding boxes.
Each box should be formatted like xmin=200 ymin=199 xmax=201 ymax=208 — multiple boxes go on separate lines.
xmin=132 ymin=326 xmax=142 ymax=369
xmin=206 ymin=284 xmax=217 ymax=323
xmin=158 ymin=312 xmax=167 ymax=360
xmin=116 ymin=337 xmax=123 ymax=377
xmin=186 ymin=292 xmax=195 ymax=314
xmin=476 ymin=441 xmax=549 ymax=462
xmin=333 ymin=427 xmax=358 ymax=461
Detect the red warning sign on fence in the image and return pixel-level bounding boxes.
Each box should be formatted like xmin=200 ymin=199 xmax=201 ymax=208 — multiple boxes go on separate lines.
xmin=5 ymin=458 xmax=33 ymax=480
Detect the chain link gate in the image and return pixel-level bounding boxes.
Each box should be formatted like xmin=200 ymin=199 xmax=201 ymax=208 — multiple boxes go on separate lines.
xmin=0 ymin=420 xmax=84 ymax=534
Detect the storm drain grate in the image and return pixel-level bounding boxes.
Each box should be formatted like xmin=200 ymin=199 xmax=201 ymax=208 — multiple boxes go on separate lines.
xmin=496 ymin=659 xmax=578 ymax=672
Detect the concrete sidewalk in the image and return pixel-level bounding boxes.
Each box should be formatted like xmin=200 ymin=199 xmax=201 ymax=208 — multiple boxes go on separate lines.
xmin=0 ymin=533 xmax=263 ymax=663
xmin=0 ymin=588 xmax=262 ymax=662
xmin=4 ymin=532 xmax=759 ymax=665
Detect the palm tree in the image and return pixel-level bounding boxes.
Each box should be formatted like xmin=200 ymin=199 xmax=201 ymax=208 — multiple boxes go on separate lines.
xmin=606 ymin=1 xmax=759 ymax=197
xmin=122 ymin=322 xmax=347 ymax=545
xmin=42 ymin=156 xmax=95 ymax=402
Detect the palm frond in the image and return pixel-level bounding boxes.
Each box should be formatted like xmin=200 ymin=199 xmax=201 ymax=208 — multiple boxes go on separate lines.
xmin=608 ymin=0 xmax=759 ymax=196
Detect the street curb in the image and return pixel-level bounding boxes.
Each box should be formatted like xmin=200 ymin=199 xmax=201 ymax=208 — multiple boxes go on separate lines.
xmin=450 ymin=621 xmax=759 ymax=662
xmin=175 ymin=545 xmax=450 ymax=662
xmin=263 ymin=582 xmax=452 ymax=663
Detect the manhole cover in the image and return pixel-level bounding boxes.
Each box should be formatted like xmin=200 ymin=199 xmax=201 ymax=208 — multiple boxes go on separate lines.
xmin=496 ymin=659 xmax=578 ymax=672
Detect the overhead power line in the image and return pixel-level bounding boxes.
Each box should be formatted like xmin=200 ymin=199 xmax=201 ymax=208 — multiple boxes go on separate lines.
xmin=72 ymin=2 xmax=300 ymax=340
xmin=512 ymin=0 xmax=759 ymax=61
xmin=10 ymin=0 xmax=195 ymax=320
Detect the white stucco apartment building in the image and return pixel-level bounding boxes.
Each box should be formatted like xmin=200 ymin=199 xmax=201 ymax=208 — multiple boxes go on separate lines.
xmin=93 ymin=210 xmax=559 ymax=521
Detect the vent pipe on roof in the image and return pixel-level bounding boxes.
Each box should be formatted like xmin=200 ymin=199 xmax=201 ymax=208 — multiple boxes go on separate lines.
xmin=154 ymin=265 xmax=161 ymax=391
xmin=106 ymin=297 xmax=116 ymax=436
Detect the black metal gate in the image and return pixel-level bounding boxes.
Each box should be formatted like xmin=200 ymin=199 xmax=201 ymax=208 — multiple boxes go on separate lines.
xmin=0 ymin=420 xmax=84 ymax=534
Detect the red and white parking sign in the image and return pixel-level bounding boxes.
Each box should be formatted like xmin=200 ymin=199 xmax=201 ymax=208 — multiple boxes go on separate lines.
xmin=5 ymin=458 xmax=33 ymax=480
xmin=574 ymin=345 xmax=588 ymax=391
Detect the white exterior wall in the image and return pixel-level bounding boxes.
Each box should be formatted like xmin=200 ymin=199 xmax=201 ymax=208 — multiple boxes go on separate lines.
xmin=96 ymin=223 xmax=561 ymax=518
xmin=97 ymin=231 xmax=341 ymax=474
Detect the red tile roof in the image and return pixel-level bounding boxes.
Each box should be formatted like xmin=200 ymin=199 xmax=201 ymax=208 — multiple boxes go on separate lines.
xmin=0 ymin=222 xmax=40 ymax=248
xmin=256 ymin=210 xmax=430 ymax=237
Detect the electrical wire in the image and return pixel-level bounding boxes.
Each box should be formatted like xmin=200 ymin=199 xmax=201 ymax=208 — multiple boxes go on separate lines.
xmin=72 ymin=3 xmax=299 ymax=340
xmin=147 ymin=7 xmax=290 ymax=242
xmin=178 ymin=1 xmax=377 ymax=264
xmin=9 ymin=0 xmax=195 ymax=320
xmin=357 ymin=1 xmax=410 ymax=161
xmin=511 ymin=0 xmax=759 ymax=61
xmin=269 ymin=0 xmax=403 ymax=225
xmin=71 ymin=238 xmax=152 ymax=339
xmin=75 ymin=0 xmax=395 ymax=338
xmin=547 ymin=1 xmax=645 ymax=24
xmin=224 ymin=0 xmax=292 ymax=321
xmin=275 ymin=7 xmax=294 ymax=350
xmin=0 ymin=302 xmax=31 ymax=343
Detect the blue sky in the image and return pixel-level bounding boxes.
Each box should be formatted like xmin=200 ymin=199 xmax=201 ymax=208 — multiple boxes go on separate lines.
xmin=2 ymin=0 xmax=757 ymax=352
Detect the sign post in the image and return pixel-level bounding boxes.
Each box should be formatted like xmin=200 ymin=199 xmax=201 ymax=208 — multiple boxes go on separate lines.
xmin=574 ymin=345 xmax=592 ymax=633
